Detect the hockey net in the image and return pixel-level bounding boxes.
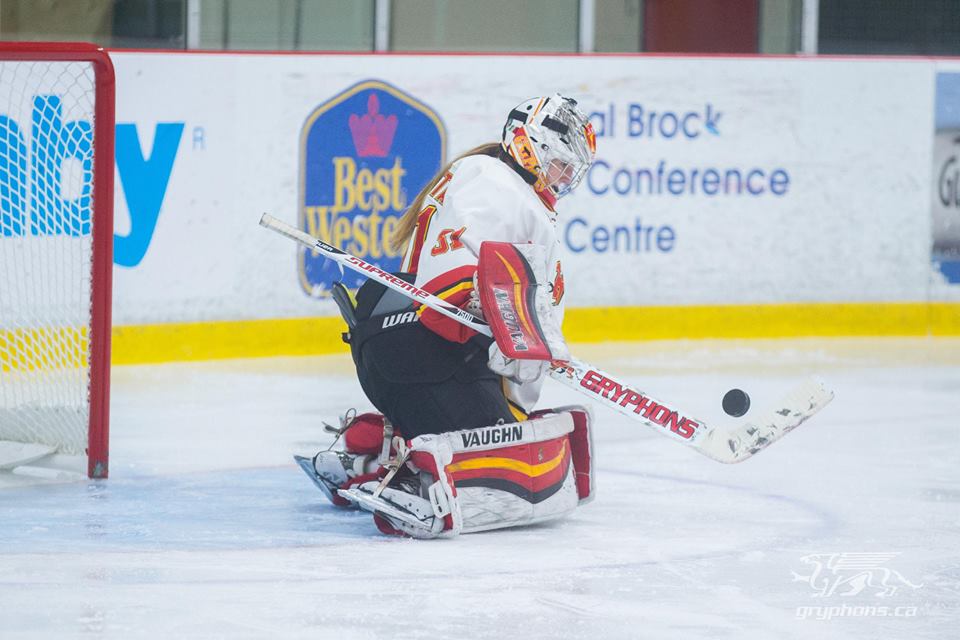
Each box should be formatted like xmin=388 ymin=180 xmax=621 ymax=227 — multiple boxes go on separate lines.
xmin=0 ymin=43 xmax=114 ymax=479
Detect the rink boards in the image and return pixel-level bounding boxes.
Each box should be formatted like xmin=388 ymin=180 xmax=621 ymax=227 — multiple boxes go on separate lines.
xmin=97 ymin=52 xmax=960 ymax=362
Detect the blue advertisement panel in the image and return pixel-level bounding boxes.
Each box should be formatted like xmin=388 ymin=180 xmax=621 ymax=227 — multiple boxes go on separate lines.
xmin=0 ymin=96 xmax=92 ymax=238
xmin=298 ymin=80 xmax=445 ymax=296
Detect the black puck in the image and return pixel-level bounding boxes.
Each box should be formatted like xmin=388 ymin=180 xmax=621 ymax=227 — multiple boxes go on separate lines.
xmin=722 ymin=388 xmax=751 ymax=417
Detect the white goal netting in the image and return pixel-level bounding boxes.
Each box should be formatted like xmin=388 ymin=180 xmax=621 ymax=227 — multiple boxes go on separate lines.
xmin=0 ymin=56 xmax=100 ymax=460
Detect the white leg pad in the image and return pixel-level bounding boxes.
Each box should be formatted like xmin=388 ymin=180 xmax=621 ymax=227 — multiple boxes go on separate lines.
xmin=416 ymin=407 xmax=591 ymax=535
xmin=338 ymin=407 xmax=596 ymax=538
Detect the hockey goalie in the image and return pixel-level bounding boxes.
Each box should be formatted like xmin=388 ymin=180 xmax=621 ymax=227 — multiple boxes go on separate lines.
xmin=296 ymin=94 xmax=599 ymax=538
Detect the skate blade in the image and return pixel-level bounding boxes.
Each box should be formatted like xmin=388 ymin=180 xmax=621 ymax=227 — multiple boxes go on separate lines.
xmin=294 ymin=455 xmax=356 ymax=508
xmin=337 ymin=486 xmax=443 ymax=537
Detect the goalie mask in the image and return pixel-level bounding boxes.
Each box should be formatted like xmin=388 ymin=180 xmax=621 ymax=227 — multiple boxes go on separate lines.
xmin=501 ymin=94 xmax=596 ymax=202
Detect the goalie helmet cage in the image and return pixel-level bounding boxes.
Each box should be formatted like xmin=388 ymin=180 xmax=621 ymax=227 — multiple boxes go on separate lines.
xmin=0 ymin=43 xmax=114 ymax=479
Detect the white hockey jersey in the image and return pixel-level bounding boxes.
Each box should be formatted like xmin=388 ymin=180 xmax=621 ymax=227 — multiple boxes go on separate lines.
xmin=400 ymin=153 xmax=566 ymax=414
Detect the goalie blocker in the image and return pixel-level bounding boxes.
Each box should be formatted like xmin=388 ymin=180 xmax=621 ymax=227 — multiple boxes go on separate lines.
xmin=476 ymin=241 xmax=569 ymax=362
xmin=333 ymin=406 xmax=595 ymax=538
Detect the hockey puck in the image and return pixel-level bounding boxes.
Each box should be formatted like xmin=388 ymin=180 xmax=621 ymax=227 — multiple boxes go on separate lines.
xmin=722 ymin=388 xmax=751 ymax=417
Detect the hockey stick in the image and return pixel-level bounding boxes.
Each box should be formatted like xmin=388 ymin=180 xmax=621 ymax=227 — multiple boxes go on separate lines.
xmin=260 ymin=214 xmax=833 ymax=463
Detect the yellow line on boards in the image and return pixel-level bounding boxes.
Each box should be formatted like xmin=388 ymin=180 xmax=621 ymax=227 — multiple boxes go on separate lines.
xmin=111 ymin=317 xmax=350 ymax=364
xmin=563 ymin=302 xmax=960 ymax=342
xmin=106 ymin=302 xmax=960 ymax=365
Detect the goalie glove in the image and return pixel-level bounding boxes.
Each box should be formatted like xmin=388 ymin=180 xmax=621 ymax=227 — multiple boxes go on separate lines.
xmin=487 ymin=342 xmax=549 ymax=384
xmin=465 ymin=271 xmax=484 ymax=320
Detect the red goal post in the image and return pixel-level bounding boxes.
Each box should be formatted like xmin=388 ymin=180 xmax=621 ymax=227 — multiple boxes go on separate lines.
xmin=0 ymin=43 xmax=114 ymax=479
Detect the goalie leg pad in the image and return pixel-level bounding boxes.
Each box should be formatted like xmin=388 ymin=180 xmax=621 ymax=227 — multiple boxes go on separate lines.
xmin=433 ymin=413 xmax=578 ymax=534
xmin=339 ymin=408 xmax=590 ymax=537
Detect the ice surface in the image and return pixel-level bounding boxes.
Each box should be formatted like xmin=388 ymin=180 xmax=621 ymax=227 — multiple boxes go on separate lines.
xmin=1 ymin=338 xmax=958 ymax=639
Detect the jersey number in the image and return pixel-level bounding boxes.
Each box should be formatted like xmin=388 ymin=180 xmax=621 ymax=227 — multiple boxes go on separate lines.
xmin=431 ymin=227 xmax=466 ymax=256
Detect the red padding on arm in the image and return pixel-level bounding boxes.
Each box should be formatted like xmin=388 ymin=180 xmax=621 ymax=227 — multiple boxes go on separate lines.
xmin=418 ymin=266 xmax=479 ymax=344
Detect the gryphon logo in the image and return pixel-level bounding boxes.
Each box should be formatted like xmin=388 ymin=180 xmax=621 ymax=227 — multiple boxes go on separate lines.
xmin=791 ymin=552 xmax=924 ymax=598
xmin=298 ymin=80 xmax=446 ymax=297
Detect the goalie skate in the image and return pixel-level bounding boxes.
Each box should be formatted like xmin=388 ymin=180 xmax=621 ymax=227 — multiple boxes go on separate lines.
xmin=296 ymin=411 xmax=394 ymax=506
xmin=294 ymin=454 xmax=347 ymax=506
xmin=339 ymin=478 xmax=449 ymax=539
xmin=295 ymin=447 xmax=380 ymax=508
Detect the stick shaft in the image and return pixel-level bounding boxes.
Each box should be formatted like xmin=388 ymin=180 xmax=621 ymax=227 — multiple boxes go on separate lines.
xmin=260 ymin=214 xmax=491 ymax=336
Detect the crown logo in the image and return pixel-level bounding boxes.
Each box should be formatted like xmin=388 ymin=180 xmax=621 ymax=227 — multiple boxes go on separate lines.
xmin=348 ymin=93 xmax=398 ymax=157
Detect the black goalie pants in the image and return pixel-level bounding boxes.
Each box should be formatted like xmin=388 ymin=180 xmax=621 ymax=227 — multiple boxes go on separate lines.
xmin=343 ymin=277 xmax=516 ymax=440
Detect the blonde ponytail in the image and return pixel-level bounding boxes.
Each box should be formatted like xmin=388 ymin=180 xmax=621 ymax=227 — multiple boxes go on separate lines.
xmin=389 ymin=142 xmax=501 ymax=254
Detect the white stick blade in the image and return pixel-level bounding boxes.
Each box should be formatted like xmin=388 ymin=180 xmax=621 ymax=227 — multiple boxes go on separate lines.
xmin=698 ymin=377 xmax=835 ymax=463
